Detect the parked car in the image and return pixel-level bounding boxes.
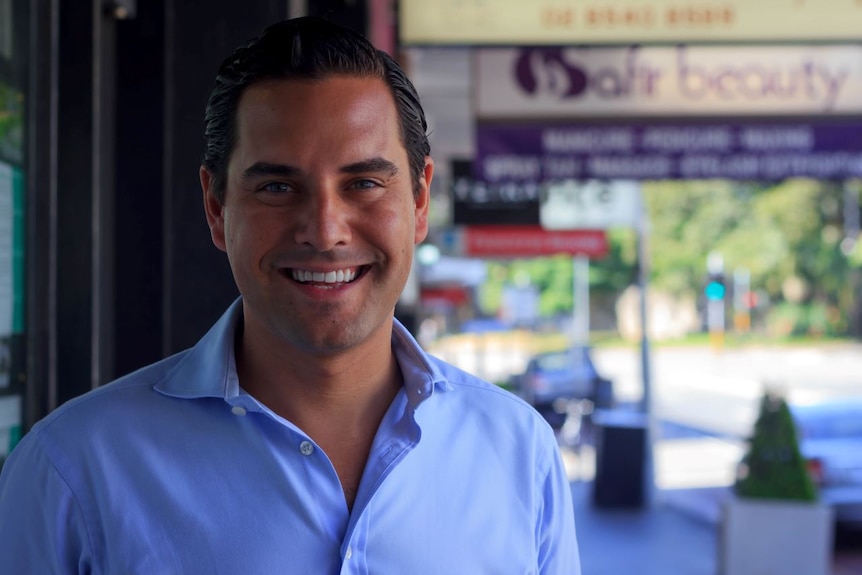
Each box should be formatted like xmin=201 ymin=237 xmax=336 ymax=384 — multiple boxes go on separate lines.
xmin=508 ymin=347 xmax=614 ymax=429
xmin=790 ymin=397 xmax=862 ymax=526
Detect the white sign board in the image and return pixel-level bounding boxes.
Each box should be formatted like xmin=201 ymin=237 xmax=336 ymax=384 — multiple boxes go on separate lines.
xmin=400 ymin=0 xmax=862 ymax=45
xmin=476 ymin=45 xmax=862 ymax=118
xmin=540 ymin=180 xmax=640 ymax=230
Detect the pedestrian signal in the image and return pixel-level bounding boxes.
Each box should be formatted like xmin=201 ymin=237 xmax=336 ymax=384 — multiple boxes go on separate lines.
xmin=705 ymin=278 xmax=725 ymax=301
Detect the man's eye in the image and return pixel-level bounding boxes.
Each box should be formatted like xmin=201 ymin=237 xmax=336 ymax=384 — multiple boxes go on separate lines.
xmin=351 ymin=179 xmax=381 ymax=190
xmin=260 ymin=182 xmax=292 ymax=193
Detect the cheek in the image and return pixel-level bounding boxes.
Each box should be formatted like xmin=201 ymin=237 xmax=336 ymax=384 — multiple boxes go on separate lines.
xmin=376 ymin=208 xmax=415 ymax=250
xmin=223 ymin=212 xmax=265 ymax=266
xmin=222 ymin=213 xmax=243 ymax=257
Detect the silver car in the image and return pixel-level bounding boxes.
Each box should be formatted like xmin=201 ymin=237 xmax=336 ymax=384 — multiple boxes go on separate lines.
xmin=792 ymin=397 xmax=862 ymax=526
xmin=508 ymin=347 xmax=614 ymax=430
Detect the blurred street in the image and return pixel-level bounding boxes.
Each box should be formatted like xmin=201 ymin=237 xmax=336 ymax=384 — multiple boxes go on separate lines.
xmin=592 ymin=342 xmax=862 ymax=438
xmin=562 ymin=413 xmax=862 ymax=574
xmin=431 ymin=334 xmax=862 ymax=572
xmin=590 ymin=343 xmax=862 ymax=572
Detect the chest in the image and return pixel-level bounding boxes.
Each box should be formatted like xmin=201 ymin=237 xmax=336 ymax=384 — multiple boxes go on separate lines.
xmin=93 ymin=454 xmax=538 ymax=575
xmin=323 ymin=435 xmax=374 ymax=510
xmin=82 ymin=419 xmax=541 ymax=575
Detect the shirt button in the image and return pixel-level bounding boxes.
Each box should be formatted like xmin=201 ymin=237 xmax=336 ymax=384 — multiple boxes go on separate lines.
xmin=231 ymin=406 xmax=247 ymax=416
xmin=345 ymin=547 xmax=353 ymax=560
xmin=299 ymin=441 xmax=314 ymax=456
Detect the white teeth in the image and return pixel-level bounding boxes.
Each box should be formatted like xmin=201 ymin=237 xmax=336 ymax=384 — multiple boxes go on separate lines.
xmin=291 ymin=268 xmax=358 ymax=284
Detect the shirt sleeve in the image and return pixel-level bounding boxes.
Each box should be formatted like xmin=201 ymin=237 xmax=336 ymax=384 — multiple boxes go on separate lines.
xmin=536 ymin=440 xmax=581 ymax=575
xmin=0 ymin=432 xmax=95 ymax=574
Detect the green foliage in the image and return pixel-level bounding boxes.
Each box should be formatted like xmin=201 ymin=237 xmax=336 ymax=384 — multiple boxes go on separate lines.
xmin=735 ymin=392 xmax=818 ymax=502
xmin=645 ymin=180 xmax=744 ymax=295
xmin=472 ymin=179 xmax=861 ymax=336
xmin=643 ymin=179 xmax=860 ymax=337
xmin=476 ymin=229 xmax=638 ymax=319
xmin=478 ymin=255 xmax=577 ymax=317
xmin=766 ymin=302 xmax=845 ymax=337
xmin=0 ymin=82 xmax=24 ymax=165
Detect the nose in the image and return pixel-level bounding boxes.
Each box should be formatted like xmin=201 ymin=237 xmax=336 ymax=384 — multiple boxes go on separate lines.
xmin=294 ymin=185 xmax=351 ymax=251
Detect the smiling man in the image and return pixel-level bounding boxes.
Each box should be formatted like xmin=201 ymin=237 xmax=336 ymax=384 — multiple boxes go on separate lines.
xmin=0 ymin=17 xmax=580 ymax=574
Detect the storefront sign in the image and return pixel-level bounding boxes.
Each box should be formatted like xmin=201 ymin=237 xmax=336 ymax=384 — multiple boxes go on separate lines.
xmin=451 ymin=159 xmax=540 ymax=225
xmin=476 ymin=122 xmax=862 ymax=182
xmin=476 ymin=45 xmax=862 ymax=118
xmin=400 ymin=0 xmax=862 ymax=45
xmin=444 ymin=226 xmax=609 ymax=258
xmin=540 ymin=180 xmax=641 ymax=230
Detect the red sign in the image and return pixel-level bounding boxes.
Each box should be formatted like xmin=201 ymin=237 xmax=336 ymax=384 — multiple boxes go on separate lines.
xmin=462 ymin=226 xmax=608 ymax=258
xmin=420 ymin=286 xmax=470 ymax=307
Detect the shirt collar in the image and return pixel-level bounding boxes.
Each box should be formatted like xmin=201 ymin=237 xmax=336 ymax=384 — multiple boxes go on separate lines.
xmin=390 ymin=318 xmax=453 ymax=409
xmin=154 ymin=297 xmax=243 ymax=401
xmin=154 ymin=297 xmax=451 ymax=408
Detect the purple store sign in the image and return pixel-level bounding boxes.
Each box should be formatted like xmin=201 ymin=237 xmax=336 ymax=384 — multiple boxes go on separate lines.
xmin=475 ymin=122 xmax=862 ymax=182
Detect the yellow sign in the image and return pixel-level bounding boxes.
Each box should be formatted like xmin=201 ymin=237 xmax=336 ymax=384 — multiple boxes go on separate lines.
xmin=399 ymin=0 xmax=862 ymax=44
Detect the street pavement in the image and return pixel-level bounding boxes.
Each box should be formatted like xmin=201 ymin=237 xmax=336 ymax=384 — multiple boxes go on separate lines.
xmin=567 ymin=446 xmax=862 ymax=575
xmin=572 ymin=479 xmax=719 ymax=575
xmin=577 ymin=343 xmax=862 ymax=574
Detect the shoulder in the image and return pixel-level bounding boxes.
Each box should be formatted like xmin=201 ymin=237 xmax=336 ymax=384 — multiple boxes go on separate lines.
xmin=429 ymin=354 xmax=524 ymax=401
xmin=25 ymin=350 xmax=189 ymax=444
xmin=1 ymin=350 xmax=194 ymax=511
xmin=423 ymin=354 xmax=559 ymax=455
xmin=427 ymin=353 xmax=536 ymax=412
xmin=392 ymin=321 xmax=536 ymax=411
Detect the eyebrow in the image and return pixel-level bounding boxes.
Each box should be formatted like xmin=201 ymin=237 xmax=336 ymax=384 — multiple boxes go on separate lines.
xmin=241 ymin=162 xmax=301 ymax=182
xmin=340 ymin=157 xmax=400 ymax=177
xmin=240 ymin=158 xmax=399 ymax=182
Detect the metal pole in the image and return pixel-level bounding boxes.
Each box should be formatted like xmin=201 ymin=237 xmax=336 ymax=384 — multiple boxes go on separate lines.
xmin=636 ymin=184 xmax=655 ymax=506
xmin=572 ymin=255 xmax=590 ymax=347
xmin=637 ymin=186 xmax=652 ymax=415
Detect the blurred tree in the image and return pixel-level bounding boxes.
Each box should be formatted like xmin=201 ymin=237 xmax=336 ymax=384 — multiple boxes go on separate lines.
xmin=474 ymin=178 xmax=861 ymax=338
xmin=643 ymin=178 xmax=860 ymax=337
xmin=735 ymin=391 xmax=817 ymax=502
xmin=477 ymin=229 xmax=638 ymax=321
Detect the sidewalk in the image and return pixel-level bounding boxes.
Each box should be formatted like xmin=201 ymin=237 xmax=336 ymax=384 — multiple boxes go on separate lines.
xmin=570 ymin=472 xmax=862 ymax=575
xmin=572 ymin=479 xmax=720 ymax=575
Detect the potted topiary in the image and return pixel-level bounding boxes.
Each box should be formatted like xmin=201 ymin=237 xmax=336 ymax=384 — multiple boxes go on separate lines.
xmin=718 ymin=389 xmax=834 ymax=575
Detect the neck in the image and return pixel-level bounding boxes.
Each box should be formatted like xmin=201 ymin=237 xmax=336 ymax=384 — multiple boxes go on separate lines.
xmin=236 ymin=318 xmax=403 ymax=512
xmin=235 ymin=317 xmax=402 ymax=435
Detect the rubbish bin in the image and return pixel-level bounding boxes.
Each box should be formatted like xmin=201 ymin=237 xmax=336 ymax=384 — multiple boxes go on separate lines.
xmin=592 ymin=376 xmax=615 ymax=410
xmin=591 ymin=409 xmax=649 ymax=509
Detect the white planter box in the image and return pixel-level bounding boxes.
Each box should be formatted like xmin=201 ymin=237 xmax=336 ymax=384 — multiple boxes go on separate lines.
xmin=719 ymin=498 xmax=834 ymax=575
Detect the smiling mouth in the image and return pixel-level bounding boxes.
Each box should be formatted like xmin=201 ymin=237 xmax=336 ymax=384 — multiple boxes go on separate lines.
xmin=286 ymin=266 xmax=366 ymax=285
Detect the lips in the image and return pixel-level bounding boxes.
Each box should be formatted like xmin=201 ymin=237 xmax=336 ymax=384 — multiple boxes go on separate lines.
xmin=289 ymin=267 xmax=363 ymax=284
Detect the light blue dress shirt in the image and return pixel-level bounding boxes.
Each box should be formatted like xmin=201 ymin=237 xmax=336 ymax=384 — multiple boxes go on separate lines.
xmin=0 ymin=299 xmax=580 ymax=574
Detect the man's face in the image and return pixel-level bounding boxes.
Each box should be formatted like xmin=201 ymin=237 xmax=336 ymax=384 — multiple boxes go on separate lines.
xmin=201 ymin=76 xmax=432 ymax=355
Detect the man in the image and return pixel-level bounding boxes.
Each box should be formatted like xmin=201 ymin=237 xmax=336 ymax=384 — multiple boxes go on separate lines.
xmin=0 ymin=17 xmax=580 ymax=574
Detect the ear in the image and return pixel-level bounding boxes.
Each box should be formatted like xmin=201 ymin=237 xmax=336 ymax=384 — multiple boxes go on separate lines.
xmin=200 ymin=166 xmax=227 ymax=253
xmin=414 ymin=157 xmax=433 ymax=245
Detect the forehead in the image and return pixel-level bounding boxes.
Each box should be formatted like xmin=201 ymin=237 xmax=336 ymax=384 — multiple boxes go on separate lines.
xmin=228 ymin=76 xmax=405 ymax=174
xmin=236 ymin=76 xmax=399 ymax=140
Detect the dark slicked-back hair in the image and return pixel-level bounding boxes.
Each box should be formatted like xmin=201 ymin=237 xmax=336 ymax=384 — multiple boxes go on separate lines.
xmin=202 ymin=17 xmax=431 ymax=204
